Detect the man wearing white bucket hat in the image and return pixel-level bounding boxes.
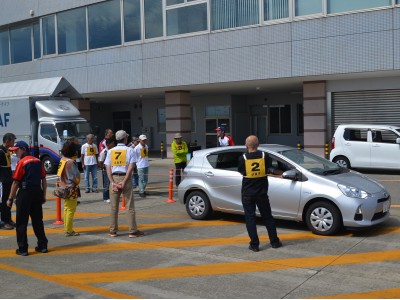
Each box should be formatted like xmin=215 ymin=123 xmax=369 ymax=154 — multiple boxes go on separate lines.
xmin=171 ymin=133 xmax=188 ymax=187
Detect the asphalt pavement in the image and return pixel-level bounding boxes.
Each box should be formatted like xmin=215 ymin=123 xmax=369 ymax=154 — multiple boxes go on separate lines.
xmin=0 ymin=157 xmax=399 ymax=298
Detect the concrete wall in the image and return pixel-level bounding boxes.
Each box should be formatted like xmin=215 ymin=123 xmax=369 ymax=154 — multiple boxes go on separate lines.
xmin=2 ymin=8 xmax=400 ymax=90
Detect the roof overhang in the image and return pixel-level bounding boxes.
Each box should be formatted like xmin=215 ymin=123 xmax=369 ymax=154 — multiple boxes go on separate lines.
xmin=0 ymin=77 xmax=82 ymax=99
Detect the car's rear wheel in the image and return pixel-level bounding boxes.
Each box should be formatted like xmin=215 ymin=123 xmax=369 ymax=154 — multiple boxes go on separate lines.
xmin=186 ymin=190 xmax=213 ymax=220
xmin=305 ymin=201 xmax=342 ymax=235
xmin=333 ymin=156 xmax=350 ymax=169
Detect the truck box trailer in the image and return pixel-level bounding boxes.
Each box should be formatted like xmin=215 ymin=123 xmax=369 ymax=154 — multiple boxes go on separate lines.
xmin=0 ymin=77 xmax=92 ymax=173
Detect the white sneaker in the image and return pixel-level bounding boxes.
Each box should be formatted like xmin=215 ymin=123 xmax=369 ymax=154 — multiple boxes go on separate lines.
xmin=104 ymin=199 xmax=110 ymax=203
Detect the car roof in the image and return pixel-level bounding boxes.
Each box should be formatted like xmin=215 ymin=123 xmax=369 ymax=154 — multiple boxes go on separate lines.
xmin=192 ymin=144 xmax=296 ymax=156
xmin=337 ymin=124 xmax=400 ymax=129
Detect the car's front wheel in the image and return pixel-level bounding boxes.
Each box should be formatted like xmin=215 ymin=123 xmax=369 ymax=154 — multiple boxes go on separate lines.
xmin=333 ymin=156 xmax=350 ymax=169
xmin=185 ymin=190 xmax=213 ymax=220
xmin=305 ymin=201 xmax=342 ymax=235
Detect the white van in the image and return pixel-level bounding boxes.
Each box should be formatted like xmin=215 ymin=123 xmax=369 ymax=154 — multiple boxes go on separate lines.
xmin=330 ymin=124 xmax=400 ymax=169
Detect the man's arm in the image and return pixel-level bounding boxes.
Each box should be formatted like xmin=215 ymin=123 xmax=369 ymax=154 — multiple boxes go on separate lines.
xmin=6 ymin=180 xmax=19 ymax=207
xmin=121 ymin=162 xmax=134 ymax=188
xmin=41 ymin=177 xmax=47 ymax=203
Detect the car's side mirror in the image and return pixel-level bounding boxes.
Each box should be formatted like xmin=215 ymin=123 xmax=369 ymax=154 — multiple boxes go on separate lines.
xmin=396 ymin=138 xmax=400 ymax=144
xmin=282 ymin=169 xmax=298 ymax=180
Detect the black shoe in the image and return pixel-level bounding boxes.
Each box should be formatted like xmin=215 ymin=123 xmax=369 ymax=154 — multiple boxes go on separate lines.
xmin=248 ymin=245 xmax=259 ymax=252
xmin=139 ymin=193 xmax=146 ymax=198
xmin=35 ymin=246 xmax=48 ymax=253
xmin=271 ymin=241 xmax=283 ymax=249
xmin=16 ymin=249 xmax=28 ymax=256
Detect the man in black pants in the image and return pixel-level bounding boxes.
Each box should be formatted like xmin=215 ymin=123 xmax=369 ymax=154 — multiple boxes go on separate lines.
xmin=7 ymin=141 xmax=48 ymax=256
xmin=0 ymin=133 xmax=16 ymax=230
xmin=238 ymin=135 xmax=282 ymax=252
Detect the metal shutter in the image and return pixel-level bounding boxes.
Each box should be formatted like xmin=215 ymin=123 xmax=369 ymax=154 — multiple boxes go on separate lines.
xmin=331 ymin=89 xmax=400 ymax=135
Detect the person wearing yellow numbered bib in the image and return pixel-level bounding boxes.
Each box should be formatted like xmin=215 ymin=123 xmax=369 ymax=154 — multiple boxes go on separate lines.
xmin=134 ymin=134 xmax=150 ymax=198
xmin=105 ymin=130 xmax=144 ymax=238
xmin=0 ymin=132 xmax=16 ymax=230
xmin=238 ymin=135 xmax=282 ymax=252
xmin=81 ymin=134 xmax=98 ymax=193
xmin=58 ymin=141 xmax=81 ymax=237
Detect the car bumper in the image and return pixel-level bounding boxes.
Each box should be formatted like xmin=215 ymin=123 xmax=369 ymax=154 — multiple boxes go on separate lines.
xmin=341 ymin=192 xmax=391 ymax=228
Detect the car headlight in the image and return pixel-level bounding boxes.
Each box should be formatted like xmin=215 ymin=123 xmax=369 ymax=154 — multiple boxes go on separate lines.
xmin=338 ymin=184 xmax=369 ymax=199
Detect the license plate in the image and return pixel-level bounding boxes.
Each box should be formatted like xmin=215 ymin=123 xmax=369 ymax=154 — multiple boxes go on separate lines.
xmin=383 ymin=201 xmax=390 ymax=213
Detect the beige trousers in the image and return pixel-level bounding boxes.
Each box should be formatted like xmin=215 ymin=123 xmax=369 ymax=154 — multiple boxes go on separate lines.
xmin=109 ymin=175 xmax=137 ymax=233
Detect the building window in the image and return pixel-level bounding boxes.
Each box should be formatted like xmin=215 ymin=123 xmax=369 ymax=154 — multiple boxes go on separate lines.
xmin=57 ymin=7 xmax=87 ymax=54
xmin=157 ymin=108 xmax=166 ymax=133
xmin=33 ymin=22 xmax=41 ymax=59
xmin=166 ymin=3 xmax=208 ymax=36
xmin=295 ymin=0 xmax=322 ymax=16
xmin=144 ymin=0 xmax=163 ymax=39
xmin=0 ymin=29 xmax=10 ymax=66
xmin=124 ymin=0 xmax=142 ymax=42
xmin=297 ymin=104 xmax=303 ymax=134
xmin=167 ymin=0 xmax=184 ymax=5
xmin=42 ymin=15 xmax=56 ymax=55
xmin=327 ymin=0 xmax=391 ymax=14
xmin=113 ymin=111 xmax=131 ymax=133
xmin=211 ymin=0 xmax=259 ymax=30
xmin=264 ymin=0 xmax=289 ymax=21
xmin=10 ymin=25 xmax=32 ymax=64
xmin=88 ymin=0 xmax=121 ymax=50
xmin=269 ymin=104 xmax=291 ymax=134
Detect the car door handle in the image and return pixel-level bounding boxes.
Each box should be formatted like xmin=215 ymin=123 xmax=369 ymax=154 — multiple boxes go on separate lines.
xmin=204 ymin=171 xmax=214 ymax=177
xmin=372 ymin=144 xmax=380 ymax=147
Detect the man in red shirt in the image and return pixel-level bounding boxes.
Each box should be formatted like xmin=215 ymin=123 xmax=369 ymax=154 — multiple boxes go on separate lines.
xmin=99 ymin=129 xmax=113 ymax=153
xmin=7 ymin=141 xmax=48 ymax=256
xmin=215 ymin=126 xmax=235 ymax=147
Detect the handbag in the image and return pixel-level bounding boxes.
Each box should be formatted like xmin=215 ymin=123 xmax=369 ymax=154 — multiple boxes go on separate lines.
xmin=53 ymin=185 xmax=80 ymax=199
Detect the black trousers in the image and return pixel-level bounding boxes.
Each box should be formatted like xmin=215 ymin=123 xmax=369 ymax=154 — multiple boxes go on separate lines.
xmin=241 ymin=194 xmax=279 ymax=247
xmin=1 ymin=181 xmax=12 ymax=223
xmin=175 ymin=162 xmax=187 ymax=187
xmin=15 ymin=187 xmax=48 ymax=252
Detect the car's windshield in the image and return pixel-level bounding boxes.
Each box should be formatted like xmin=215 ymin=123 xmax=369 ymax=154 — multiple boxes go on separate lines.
xmin=55 ymin=121 xmax=92 ymax=140
xmin=279 ymin=149 xmax=342 ymax=175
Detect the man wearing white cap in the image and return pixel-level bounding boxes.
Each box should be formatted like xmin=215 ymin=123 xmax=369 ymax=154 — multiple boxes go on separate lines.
xmin=104 ymin=130 xmax=144 ymax=238
xmin=134 ymin=134 xmax=149 ymax=198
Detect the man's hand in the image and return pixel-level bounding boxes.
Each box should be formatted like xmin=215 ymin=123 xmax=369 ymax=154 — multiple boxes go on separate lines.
xmin=6 ymin=199 xmax=13 ymax=208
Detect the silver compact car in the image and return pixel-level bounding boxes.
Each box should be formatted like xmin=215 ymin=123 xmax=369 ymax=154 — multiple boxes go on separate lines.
xmin=178 ymin=145 xmax=391 ymax=235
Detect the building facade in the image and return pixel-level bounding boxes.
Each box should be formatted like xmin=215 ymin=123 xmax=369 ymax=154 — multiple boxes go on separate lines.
xmin=1 ymin=0 xmax=400 ymax=157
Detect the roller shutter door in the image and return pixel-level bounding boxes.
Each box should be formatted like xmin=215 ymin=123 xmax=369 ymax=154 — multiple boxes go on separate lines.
xmin=331 ymin=89 xmax=400 ymax=135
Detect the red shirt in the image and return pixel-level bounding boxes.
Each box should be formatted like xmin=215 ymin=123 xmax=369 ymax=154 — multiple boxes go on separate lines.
xmin=13 ymin=156 xmax=46 ymax=187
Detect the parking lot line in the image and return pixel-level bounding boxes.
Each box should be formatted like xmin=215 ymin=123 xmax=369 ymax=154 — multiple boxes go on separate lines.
xmin=1 ymin=225 xmax=398 ymax=259
xmin=52 ymin=249 xmax=400 ymax=284
xmin=0 ymin=262 xmax=138 ymax=299
xmin=0 ymin=219 xmax=245 ymax=237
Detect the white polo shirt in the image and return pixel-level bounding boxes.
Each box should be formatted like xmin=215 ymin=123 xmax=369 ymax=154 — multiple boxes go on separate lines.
xmin=134 ymin=143 xmax=149 ymax=169
xmin=81 ymin=143 xmax=98 ymax=165
xmin=104 ymin=143 xmax=137 ymax=173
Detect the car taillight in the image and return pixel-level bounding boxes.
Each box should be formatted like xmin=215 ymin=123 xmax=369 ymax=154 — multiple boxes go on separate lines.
xmin=331 ymin=137 xmax=335 ymax=150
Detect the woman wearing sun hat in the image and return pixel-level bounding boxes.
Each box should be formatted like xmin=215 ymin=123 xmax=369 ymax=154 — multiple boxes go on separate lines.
xmin=171 ymin=133 xmax=188 ymax=187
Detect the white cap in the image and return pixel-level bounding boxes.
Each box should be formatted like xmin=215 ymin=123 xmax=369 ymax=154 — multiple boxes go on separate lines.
xmin=116 ymin=130 xmax=128 ymax=140
xmin=139 ymin=134 xmax=147 ymax=140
